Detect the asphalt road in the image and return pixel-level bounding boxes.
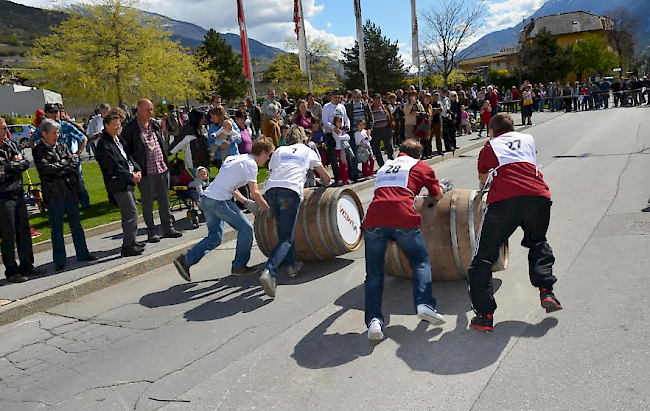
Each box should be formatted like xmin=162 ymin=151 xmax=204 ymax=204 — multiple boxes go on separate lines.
xmin=1 ymin=106 xmax=649 ymax=410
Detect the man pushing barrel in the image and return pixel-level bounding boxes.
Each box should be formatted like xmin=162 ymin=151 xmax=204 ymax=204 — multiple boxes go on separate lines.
xmin=468 ymin=113 xmax=561 ymax=333
xmin=173 ymin=138 xmax=275 ymax=282
xmin=259 ymin=126 xmax=332 ymax=298
xmin=362 ymin=139 xmax=446 ymax=341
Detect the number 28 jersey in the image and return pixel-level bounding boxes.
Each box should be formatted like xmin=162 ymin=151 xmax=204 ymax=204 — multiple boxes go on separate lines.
xmin=362 ymin=154 xmax=442 ymax=229
xmin=478 ymin=131 xmax=550 ymax=204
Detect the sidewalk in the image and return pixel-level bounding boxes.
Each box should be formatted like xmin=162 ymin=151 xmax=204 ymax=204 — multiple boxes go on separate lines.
xmin=0 ymin=111 xmax=563 ymax=325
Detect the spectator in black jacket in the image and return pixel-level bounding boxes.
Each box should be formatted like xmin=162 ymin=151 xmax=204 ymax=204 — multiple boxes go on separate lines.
xmin=0 ymin=117 xmax=43 ymax=283
xmin=33 ymin=119 xmax=96 ymax=272
xmin=96 ymin=109 xmax=146 ymax=257
xmin=121 ymin=99 xmax=182 ymax=243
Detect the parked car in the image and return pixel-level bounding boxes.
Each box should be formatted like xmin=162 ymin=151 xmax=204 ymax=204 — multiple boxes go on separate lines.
xmin=7 ymin=124 xmax=35 ymax=147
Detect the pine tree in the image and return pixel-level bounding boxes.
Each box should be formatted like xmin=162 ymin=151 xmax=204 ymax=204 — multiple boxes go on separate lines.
xmin=197 ymin=29 xmax=249 ymax=102
xmin=28 ymin=0 xmax=207 ymax=106
xmin=341 ymin=21 xmax=407 ymax=93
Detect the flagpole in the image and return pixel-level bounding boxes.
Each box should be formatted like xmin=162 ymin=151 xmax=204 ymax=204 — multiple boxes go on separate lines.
xmin=411 ymin=0 xmax=422 ymax=90
xmin=354 ymin=0 xmax=368 ymax=92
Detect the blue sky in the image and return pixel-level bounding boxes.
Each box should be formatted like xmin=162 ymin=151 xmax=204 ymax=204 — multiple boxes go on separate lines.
xmin=14 ymin=0 xmax=548 ymax=67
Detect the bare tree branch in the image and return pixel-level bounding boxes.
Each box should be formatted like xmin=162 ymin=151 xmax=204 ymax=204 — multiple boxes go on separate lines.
xmin=421 ymin=0 xmax=487 ymax=85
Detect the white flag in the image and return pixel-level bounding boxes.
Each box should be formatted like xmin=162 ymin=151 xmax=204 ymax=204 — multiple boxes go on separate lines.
xmin=354 ymin=0 xmax=367 ymax=76
xmin=411 ymin=0 xmax=420 ymax=70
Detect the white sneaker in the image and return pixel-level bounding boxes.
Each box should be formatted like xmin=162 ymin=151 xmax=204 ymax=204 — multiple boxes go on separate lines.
xmin=417 ymin=304 xmax=446 ymax=326
xmin=287 ymin=261 xmax=303 ymax=278
xmin=367 ymin=318 xmax=384 ymax=341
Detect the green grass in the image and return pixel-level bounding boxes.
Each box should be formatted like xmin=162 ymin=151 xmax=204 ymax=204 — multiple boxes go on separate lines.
xmin=26 ymin=156 xmax=269 ymax=243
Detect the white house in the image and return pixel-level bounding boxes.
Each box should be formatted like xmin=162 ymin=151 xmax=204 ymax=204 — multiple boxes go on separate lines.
xmin=0 ymin=84 xmax=63 ymax=116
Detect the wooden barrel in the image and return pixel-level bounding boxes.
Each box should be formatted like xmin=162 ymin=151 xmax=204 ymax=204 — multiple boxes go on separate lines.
xmin=386 ymin=189 xmax=509 ymax=281
xmin=254 ymin=187 xmax=364 ymax=261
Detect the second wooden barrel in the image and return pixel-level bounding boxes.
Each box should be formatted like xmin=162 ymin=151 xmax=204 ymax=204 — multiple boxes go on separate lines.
xmin=386 ymin=189 xmax=509 ymax=281
xmin=254 ymin=187 xmax=364 ymax=261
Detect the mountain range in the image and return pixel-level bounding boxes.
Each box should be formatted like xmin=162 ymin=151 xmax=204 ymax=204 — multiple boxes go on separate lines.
xmin=466 ymin=0 xmax=650 ymax=58
xmin=0 ymin=0 xmax=284 ymax=61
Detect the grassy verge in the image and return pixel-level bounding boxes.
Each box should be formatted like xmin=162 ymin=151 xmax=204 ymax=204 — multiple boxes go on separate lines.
xmin=26 ymin=156 xmax=269 ymax=243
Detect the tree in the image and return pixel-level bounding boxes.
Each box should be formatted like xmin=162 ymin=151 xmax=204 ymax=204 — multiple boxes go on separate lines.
xmin=270 ymin=36 xmax=340 ymax=96
xmin=28 ymin=0 xmax=207 ymax=106
xmin=571 ymin=34 xmax=618 ymax=79
xmin=604 ymin=7 xmax=639 ymax=73
xmin=421 ymin=0 xmax=487 ymax=86
xmin=196 ymin=29 xmax=249 ymax=102
xmin=517 ymin=28 xmax=572 ymax=83
xmin=341 ymin=20 xmax=407 ymax=93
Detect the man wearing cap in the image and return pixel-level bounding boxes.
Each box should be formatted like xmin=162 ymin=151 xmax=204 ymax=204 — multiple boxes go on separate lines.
xmin=322 ymin=90 xmax=350 ymax=182
xmin=31 ymin=104 xmax=91 ymax=208
xmin=122 ymin=99 xmax=182 ymax=243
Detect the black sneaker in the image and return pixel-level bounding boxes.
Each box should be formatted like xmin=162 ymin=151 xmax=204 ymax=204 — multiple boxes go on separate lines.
xmin=174 ymin=254 xmax=191 ymax=282
xmin=162 ymin=229 xmax=183 ymax=239
xmin=470 ymin=313 xmax=494 ymax=332
xmin=231 ymin=266 xmax=258 ymax=275
xmin=540 ymin=288 xmax=562 ymax=313
xmin=135 ymin=241 xmax=147 ymax=248
xmin=148 ymin=234 xmax=161 ymax=243
xmin=7 ymin=274 xmax=28 ymax=283
xmin=79 ymin=254 xmax=98 ymax=262
xmin=25 ymin=266 xmax=46 ymax=277
xmin=121 ymin=245 xmax=144 ymax=257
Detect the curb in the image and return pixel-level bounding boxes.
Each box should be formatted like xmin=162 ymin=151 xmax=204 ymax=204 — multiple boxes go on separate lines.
xmin=0 ymin=114 xmax=559 ymax=326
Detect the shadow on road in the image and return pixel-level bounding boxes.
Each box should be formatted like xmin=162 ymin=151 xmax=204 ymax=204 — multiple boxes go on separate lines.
xmin=138 ymin=258 xmax=354 ymax=322
xmin=293 ymin=276 xmax=557 ymax=375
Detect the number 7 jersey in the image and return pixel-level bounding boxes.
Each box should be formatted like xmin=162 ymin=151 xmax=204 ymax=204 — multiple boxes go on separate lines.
xmin=478 ymin=131 xmax=550 ymax=205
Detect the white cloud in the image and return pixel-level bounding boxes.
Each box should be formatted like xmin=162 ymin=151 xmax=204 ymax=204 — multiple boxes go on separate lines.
xmin=485 ymin=0 xmax=545 ymax=31
xmin=13 ymin=0 xmax=354 ymax=56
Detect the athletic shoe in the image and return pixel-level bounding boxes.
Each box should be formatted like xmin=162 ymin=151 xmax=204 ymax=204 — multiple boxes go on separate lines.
xmin=540 ymin=288 xmax=562 ymax=313
xmin=162 ymin=229 xmax=183 ymax=239
xmin=259 ymin=269 xmax=276 ymax=298
xmin=232 ymin=265 xmax=258 ymax=275
xmin=367 ymin=318 xmax=384 ymax=341
xmin=174 ymin=254 xmax=191 ymax=282
xmin=30 ymin=227 xmax=42 ymax=239
xmin=121 ymin=245 xmax=144 ymax=257
xmin=287 ymin=261 xmax=303 ymax=278
xmin=148 ymin=234 xmax=161 ymax=243
xmin=416 ymin=304 xmax=446 ymax=325
xmin=470 ymin=313 xmax=494 ymax=332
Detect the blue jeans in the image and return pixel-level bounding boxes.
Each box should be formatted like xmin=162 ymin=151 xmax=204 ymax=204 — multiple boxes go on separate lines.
xmin=78 ymin=165 xmax=90 ymax=208
xmin=364 ymin=226 xmax=436 ymax=326
xmin=49 ymin=200 xmax=90 ymax=267
xmin=264 ymin=188 xmax=300 ymax=278
xmin=185 ymin=196 xmax=253 ymax=269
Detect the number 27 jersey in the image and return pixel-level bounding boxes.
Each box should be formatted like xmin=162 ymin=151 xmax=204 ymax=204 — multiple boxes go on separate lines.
xmin=478 ymin=131 xmax=550 ymax=204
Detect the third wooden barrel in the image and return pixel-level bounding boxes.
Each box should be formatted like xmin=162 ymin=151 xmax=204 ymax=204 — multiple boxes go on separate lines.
xmin=254 ymin=187 xmax=364 ymax=261
xmin=385 ymin=189 xmax=509 ymax=281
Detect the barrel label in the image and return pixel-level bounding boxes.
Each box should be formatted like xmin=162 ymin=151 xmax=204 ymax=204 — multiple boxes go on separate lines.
xmin=337 ymin=195 xmax=362 ymax=245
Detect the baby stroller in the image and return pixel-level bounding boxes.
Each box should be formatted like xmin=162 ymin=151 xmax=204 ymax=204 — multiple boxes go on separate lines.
xmin=168 ymin=156 xmax=201 ymax=229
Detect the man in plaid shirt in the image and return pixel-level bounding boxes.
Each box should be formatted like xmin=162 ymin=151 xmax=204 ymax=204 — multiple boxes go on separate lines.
xmin=121 ymin=99 xmax=182 ymax=243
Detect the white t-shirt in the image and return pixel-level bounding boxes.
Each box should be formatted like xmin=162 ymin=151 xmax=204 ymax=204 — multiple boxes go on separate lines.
xmin=265 ymin=144 xmax=322 ymax=198
xmin=86 ymin=114 xmax=104 ymax=137
xmin=203 ymin=154 xmax=258 ymax=201
xmin=354 ymin=129 xmax=371 ymax=147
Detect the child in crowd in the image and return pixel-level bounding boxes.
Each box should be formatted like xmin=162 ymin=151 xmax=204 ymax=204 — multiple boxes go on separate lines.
xmin=310 ymin=117 xmax=327 ymax=166
xmin=188 ymin=166 xmax=209 ymax=205
xmin=212 ymin=119 xmax=241 ymax=164
xmin=460 ymin=105 xmax=471 ymax=135
xmin=304 ymin=129 xmax=322 ymax=188
xmin=279 ymin=124 xmax=289 ymax=147
xmin=478 ymin=100 xmax=492 ymax=138
xmin=354 ymin=119 xmax=374 ymax=178
xmin=332 ymin=115 xmax=351 ymax=185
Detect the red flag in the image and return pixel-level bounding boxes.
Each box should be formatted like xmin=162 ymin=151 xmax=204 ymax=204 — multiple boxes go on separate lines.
xmin=293 ymin=0 xmax=301 ymax=40
xmin=237 ymin=0 xmax=252 ymax=80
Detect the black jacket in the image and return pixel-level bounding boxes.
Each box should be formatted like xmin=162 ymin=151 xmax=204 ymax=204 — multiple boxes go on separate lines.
xmin=0 ymin=138 xmax=29 ymax=198
xmin=95 ymin=130 xmax=142 ymax=193
xmin=32 ymin=140 xmax=80 ymax=204
xmin=121 ymin=117 xmax=168 ymax=176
